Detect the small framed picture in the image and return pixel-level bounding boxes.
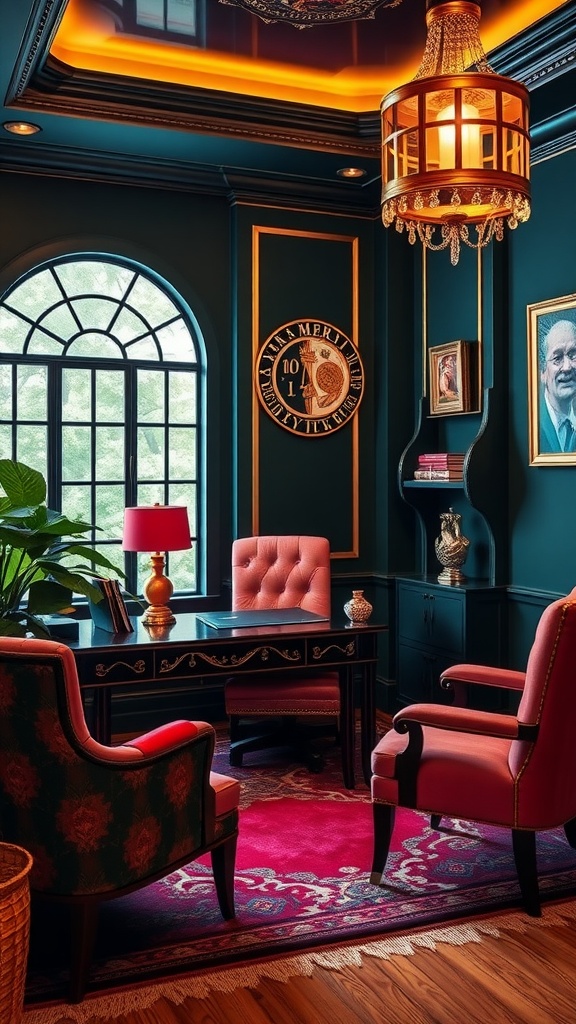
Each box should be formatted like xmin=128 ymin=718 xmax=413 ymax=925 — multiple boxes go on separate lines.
xmin=527 ymin=293 xmax=576 ymax=466
xmin=428 ymin=340 xmax=478 ymax=416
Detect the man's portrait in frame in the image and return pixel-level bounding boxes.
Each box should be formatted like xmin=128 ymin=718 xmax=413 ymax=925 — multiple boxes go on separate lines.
xmin=528 ymin=293 xmax=576 ymax=466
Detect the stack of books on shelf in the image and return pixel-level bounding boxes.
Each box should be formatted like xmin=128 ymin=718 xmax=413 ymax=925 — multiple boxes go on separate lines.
xmin=88 ymin=577 xmax=133 ymax=634
xmin=413 ymin=453 xmax=465 ymax=481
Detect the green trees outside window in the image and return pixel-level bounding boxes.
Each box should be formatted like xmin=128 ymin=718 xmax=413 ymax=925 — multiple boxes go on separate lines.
xmin=0 ymin=255 xmax=202 ymax=599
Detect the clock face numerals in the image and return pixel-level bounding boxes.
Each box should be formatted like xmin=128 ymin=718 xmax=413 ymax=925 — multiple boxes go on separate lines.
xmin=255 ymin=319 xmax=365 ymax=437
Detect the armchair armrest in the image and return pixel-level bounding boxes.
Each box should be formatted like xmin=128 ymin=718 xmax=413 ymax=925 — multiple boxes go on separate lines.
xmin=80 ymin=720 xmax=211 ymax=764
xmin=394 ymin=703 xmax=523 ymax=740
xmin=440 ymin=664 xmax=526 ymax=707
xmin=391 ymin=703 xmax=537 ymax=808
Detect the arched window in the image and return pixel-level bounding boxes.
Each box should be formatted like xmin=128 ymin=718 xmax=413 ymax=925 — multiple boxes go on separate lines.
xmin=0 ymin=255 xmax=202 ymax=598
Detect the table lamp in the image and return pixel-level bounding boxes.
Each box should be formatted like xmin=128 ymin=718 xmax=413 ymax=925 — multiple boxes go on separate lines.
xmin=122 ymin=503 xmax=191 ymax=626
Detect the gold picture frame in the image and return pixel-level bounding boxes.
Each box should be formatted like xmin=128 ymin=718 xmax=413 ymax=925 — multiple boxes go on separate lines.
xmin=527 ymin=293 xmax=576 ymax=466
xmin=428 ymin=340 xmax=478 ymax=416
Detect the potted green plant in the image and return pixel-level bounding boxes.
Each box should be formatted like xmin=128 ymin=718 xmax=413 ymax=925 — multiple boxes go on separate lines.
xmin=0 ymin=459 xmax=124 ymax=638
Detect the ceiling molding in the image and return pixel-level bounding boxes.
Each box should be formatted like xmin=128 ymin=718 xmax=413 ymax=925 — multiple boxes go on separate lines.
xmin=0 ymin=139 xmax=380 ymax=215
xmin=489 ymin=1 xmax=576 ymax=88
xmin=5 ymin=1 xmax=381 ymax=157
xmin=2 ymin=0 xmax=574 ymax=195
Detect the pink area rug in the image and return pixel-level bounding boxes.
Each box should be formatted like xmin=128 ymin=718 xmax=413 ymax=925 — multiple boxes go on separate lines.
xmin=23 ymin=736 xmax=576 ymax=1015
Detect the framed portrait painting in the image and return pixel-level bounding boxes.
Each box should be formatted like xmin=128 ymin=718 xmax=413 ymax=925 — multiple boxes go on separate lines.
xmin=428 ymin=340 xmax=479 ymax=416
xmin=527 ymin=293 xmax=576 ymax=466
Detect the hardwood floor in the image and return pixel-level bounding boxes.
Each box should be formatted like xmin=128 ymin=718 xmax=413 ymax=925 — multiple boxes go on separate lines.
xmin=47 ymin=910 xmax=576 ymax=1023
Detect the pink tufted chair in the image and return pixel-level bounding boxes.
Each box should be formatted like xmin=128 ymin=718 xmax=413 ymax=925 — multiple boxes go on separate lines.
xmin=370 ymin=589 xmax=576 ymax=915
xmin=0 ymin=636 xmax=240 ymax=1003
xmin=224 ymin=536 xmax=342 ymax=775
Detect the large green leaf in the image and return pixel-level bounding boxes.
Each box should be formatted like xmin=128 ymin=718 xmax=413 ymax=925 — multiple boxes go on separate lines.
xmin=0 ymin=460 xmax=46 ymax=508
xmin=26 ymin=579 xmax=78 ymax=615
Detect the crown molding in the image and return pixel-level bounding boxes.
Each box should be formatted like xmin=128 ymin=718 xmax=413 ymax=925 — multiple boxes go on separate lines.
xmin=13 ymin=58 xmax=381 ymax=158
xmin=0 ymin=140 xmax=380 ymax=215
xmin=489 ymin=1 xmax=576 ymax=89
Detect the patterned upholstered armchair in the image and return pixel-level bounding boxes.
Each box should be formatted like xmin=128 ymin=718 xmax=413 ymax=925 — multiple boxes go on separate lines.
xmin=370 ymin=589 xmax=576 ymax=915
xmin=0 ymin=636 xmax=240 ymax=1003
xmin=224 ymin=535 xmax=342 ymax=775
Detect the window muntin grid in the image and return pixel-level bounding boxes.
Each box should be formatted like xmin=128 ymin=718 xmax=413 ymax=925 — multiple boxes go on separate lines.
xmin=0 ymin=256 xmax=202 ymax=598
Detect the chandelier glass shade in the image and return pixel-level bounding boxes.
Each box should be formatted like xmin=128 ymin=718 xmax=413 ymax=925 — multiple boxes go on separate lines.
xmin=380 ymin=0 xmax=531 ymax=265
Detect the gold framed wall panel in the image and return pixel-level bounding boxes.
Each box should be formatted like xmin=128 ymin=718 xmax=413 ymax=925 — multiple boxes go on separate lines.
xmin=251 ymin=225 xmax=360 ymax=558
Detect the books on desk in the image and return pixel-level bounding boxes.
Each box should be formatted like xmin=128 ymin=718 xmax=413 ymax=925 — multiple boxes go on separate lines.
xmin=88 ymin=578 xmax=133 ymax=634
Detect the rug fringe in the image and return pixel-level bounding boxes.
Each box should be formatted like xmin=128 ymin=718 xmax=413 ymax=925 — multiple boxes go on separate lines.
xmin=22 ymin=899 xmax=576 ymax=1024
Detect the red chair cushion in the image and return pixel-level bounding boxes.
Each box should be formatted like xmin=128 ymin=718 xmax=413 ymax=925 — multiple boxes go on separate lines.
xmin=371 ymin=727 xmax=516 ymax=826
xmin=225 ymin=671 xmax=340 ymax=715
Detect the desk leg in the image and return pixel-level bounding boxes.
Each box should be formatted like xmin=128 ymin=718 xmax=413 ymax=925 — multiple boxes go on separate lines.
xmin=360 ymin=664 xmax=376 ymax=787
xmin=92 ymin=687 xmax=112 ymax=745
xmin=339 ymin=667 xmax=355 ymax=790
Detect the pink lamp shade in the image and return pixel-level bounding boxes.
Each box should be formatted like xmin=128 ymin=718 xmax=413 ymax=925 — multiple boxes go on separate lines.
xmin=122 ymin=505 xmax=191 ymax=553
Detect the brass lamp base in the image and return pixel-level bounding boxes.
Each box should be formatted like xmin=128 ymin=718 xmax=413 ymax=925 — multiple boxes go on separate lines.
xmin=142 ymin=603 xmax=176 ymax=627
xmin=142 ymin=553 xmax=177 ymax=626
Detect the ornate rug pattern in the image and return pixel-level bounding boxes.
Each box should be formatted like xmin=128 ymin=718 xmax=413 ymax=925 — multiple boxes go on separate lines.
xmin=23 ymin=738 xmax=576 ymax=1023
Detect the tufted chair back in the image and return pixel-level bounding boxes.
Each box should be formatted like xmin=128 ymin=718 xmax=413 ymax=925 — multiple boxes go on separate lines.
xmin=225 ymin=535 xmax=344 ymax=778
xmin=232 ymin=535 xmax=331 ymax=617
xmin=0 ymin=636 xmax=240 ymax=1003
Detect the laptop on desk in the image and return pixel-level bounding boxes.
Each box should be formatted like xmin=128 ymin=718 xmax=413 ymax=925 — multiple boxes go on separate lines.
xmin=196 ymin=608 xmax=330 ymax=630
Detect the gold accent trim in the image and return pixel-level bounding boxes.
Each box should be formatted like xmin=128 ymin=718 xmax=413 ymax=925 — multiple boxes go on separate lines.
xmin=95 ymin=659 xmax=147 ymax=678
xmin=252 ymin=225 xmax=360 ymax=557
xmin=159 ymin=645 xmax=302 ymax=673
xmin=477 ymin=246 xmax=483 ymax=397
xmin=422 ymin=245 xmax=427 ymax=396
xmin=312 ymin=641 xmax=356 ymax=659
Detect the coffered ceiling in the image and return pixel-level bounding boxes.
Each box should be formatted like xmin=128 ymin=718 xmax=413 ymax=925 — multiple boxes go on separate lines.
xmin=0 ymin=0 xmax=573 ymax=202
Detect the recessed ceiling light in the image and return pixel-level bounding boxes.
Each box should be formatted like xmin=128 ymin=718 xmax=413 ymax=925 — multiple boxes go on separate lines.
xmin=3 ymin=121 xmax=42 ymax=136
xmin=337 ymin=167 xmax=366 ymax=179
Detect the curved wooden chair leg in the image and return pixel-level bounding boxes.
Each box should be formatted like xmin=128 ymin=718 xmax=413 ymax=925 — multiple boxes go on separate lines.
xmin=430 ymin=814 xmax=442 ymax=830
xmin=370 ymin=803 xmax=395 ymax=885
xmin=211 ymin=834 xmax=237 ymax=920
xmin=512 ymin=828 xmax=541 ymax=917
xmin=564 ymin=817 xmax=576 ymax=849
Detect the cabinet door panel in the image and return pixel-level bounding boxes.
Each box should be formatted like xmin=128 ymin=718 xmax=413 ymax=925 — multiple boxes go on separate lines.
xmin=397 ymin=642 xmax=454 ymax=706
xmin=398 ymin=584 xmax=464 ymax=654
xmin=426 ymin=590 xmax=464 ymax=653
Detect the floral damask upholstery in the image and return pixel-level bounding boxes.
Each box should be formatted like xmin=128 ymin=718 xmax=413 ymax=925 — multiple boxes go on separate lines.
xmin=0 ymin=636 xmax=240 ymax=1002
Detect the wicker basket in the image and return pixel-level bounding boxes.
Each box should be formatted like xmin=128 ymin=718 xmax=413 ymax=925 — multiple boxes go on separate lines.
xmin=0 ymin=843 xmax=33 ymax=1024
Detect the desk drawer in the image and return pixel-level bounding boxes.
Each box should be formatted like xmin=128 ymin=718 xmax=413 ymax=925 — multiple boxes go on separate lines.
xmin=309 ymin=635 xmax=357 ymax=665
xmin=76 ymin=650 xmax=154 ymax=685
xmin=155 ymin=637 xmax=307 ymax=679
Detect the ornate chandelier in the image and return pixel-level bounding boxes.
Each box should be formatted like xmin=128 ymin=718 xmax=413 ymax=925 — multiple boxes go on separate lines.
xmin=380 ymin=0 xmax=531 ymax=265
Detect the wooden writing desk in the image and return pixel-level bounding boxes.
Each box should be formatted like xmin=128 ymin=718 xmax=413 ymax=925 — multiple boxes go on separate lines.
xmin=69 ymin=613 xmax=386 ymax=789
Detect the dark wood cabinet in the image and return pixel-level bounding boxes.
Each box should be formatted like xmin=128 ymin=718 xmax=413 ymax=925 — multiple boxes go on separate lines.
xmin=396 ymin=576 xmax=505 ymax=708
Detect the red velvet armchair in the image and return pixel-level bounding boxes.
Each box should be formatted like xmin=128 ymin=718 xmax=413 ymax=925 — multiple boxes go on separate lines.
xmin=224 ymin=535 xmax=342 ymax=774
xmin=370 ymin=589 xmax=576 ymax=916
xmin=0 ymin=636 xmax=240 ymax=1003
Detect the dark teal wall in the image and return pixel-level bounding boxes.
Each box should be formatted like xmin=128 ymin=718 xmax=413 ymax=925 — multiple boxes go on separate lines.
xmin=0 ymin=172 xmax=383 ymax=607
xmin=2 ymin=143 xmax=575 ymax=687
xmin=508 ymin=148 xmax=576 ymax=597
xmin=0 ymin=171 xmax=235 ymax=597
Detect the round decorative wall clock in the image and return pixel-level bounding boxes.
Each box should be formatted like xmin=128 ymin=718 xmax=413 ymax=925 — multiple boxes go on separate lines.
xmin=254 ymin=319 xmax=365 ymax=437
